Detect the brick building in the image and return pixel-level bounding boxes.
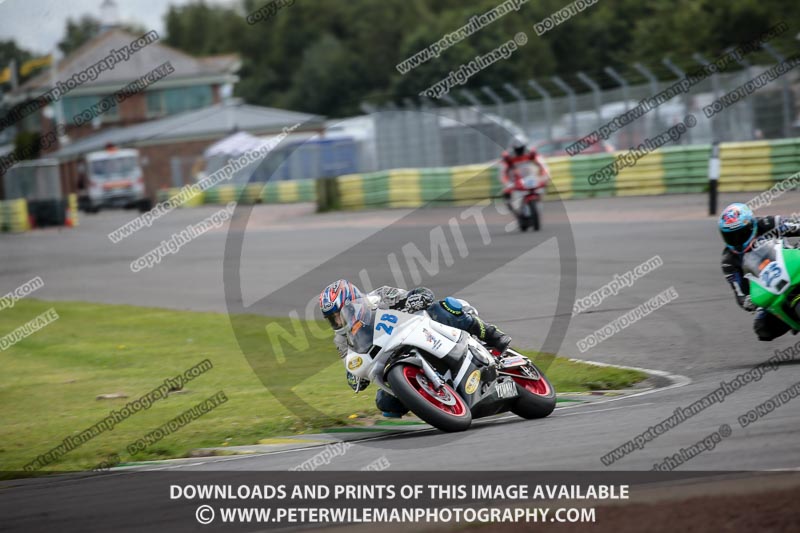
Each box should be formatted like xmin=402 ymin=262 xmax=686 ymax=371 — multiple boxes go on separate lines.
xmin=3 ymin=27 xmax=323 ymax=200
xmin=49 ymin=101 xmax=323 ymax=199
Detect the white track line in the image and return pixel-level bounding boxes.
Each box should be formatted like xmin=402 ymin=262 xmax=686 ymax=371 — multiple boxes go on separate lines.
xmin=130 ymin=362 xmax=689 ymax=471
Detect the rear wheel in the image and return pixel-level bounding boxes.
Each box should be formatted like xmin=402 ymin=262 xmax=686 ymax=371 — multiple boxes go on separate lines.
xmin=386 ymin=364 xmax=472 ymax=432
xmin=506 ymin=361 xmax=556 ymax=419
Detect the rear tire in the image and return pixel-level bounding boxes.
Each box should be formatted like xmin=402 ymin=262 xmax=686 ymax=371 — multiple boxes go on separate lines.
xmin=386 ymin=364 xmax=472 ymax=432
xmin=507 ymin=361 xmax=556 ymax=419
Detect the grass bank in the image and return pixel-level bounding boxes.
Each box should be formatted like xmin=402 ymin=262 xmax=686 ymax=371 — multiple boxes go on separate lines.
xmin=0 ymin=299 xmax=646 ymax=472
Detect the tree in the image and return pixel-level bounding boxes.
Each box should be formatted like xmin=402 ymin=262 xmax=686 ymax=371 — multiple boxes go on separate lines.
xmin=57 ymin=16 xmax=101 ymax=56
xmin=57 ymin=15 xmax=149 ymax=57
xmin=286 ymin=34 xmax=362 ymax=116
xmin=157 ymin=0 xmax=799 ymax=117
xmin=0 ymin=40 xmax=34 ymax=84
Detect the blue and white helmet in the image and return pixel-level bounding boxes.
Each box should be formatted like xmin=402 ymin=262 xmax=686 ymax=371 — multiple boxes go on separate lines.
xmin=719 ymin=202 xmax=757 ymax=253
xmin=319 ymin=279 xmax=363 ymax=330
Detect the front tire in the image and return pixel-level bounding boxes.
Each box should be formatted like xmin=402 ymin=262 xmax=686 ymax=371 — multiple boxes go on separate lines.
xmin=528 ymin=200 xmax=540 ymax=231
xmin=386 ymin=364 xmax=472 ymax=432
xmin=507 ymin=361 xmax=556 ymax=419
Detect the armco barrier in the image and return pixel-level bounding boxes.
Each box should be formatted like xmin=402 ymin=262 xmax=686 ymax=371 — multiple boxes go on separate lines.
xmin=156 ymin=188 xmax=205 ymax=206
xmin=150 ymin=139 xmax=800 ymax=212
xmin=327 ymin=137 xmax=800 ymax=210
xmin=67 ymin=193 xmax=79 ymax=227
xmin=719 ymin=141 xmax=774 ymax=192
xmin=0 ymin=199 xmax=31 ymax=233
xmin=261 ymin=180 xmax=315 ymax=204
xmin=154 ymin=180 xmax=316 ymax=207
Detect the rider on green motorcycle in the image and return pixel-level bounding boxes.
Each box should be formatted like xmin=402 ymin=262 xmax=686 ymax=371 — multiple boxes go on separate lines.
xmin=719 ymin=202 xmax=800 ymax=340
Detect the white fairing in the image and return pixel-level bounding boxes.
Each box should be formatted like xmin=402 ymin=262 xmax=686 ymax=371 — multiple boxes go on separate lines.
xmin=744 ymin=242 xmax=792 ymax=296
xmin=343 ymin=309 xmax=463 ymax=386
xmin=372 ymin=310 xmax=457 ymax=358
xmin=344 ymin=351 xmax=373 ymax=380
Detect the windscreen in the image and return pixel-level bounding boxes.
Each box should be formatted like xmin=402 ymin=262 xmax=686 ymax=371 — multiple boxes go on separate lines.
xmin=514 ymin=162 xmax=540 ymax=189
xmin=90 ymin=156 xmax=138 ymax=180
xmin=515 ymin=162 xmax=535 ymax=178
xmin=742 ymin=240 xmax=779 ymax=278
xmin=340 ymin=298 xmax=375 ymax=355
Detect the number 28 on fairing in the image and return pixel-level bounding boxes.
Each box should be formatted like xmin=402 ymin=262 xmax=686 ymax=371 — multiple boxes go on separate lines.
xmin=375 ymin=313 xmax=397 ymax=334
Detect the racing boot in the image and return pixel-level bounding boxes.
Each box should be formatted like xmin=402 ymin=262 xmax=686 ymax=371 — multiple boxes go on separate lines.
xmin=468 ymin=317 xmax=511 ymax=355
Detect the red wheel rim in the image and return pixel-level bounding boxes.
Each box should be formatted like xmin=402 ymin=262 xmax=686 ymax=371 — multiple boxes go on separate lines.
xmin=506 ymin=366 xmax=551 ymax=396
xmin=402 ymin=366 xmax=467 ymax=417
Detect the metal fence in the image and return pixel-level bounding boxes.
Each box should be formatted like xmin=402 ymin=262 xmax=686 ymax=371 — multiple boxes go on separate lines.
xmin=174 ymin=136 xmax=367 ymax=187
xmin=365 ymin=62 xmax=799 ymax=171
xmin=3 ymin=159 xmax=62 ymax=200
xmin=169 ymin=61 xmax=800 ymax=184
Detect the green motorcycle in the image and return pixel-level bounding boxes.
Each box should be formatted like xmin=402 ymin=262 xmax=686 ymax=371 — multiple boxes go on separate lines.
xmin=743 ymin=239 xmax=800 ymax=330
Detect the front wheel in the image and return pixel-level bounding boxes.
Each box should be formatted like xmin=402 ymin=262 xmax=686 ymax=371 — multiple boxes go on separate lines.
xmin=386 ymin=364 xmax=472 ymax=432
xmin=506 ymin=361 xmax=556 ymax=419
xmin=528 ymin=200 xmax=540 ymax=231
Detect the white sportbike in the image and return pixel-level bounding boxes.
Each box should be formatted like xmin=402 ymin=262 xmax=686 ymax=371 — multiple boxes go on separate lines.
xmin=342 ymin=298 xmax=555 ymax=432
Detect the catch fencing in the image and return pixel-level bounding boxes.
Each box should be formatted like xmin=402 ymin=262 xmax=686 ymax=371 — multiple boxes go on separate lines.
xmin=366 ymin=63 xmax=798 ymax=171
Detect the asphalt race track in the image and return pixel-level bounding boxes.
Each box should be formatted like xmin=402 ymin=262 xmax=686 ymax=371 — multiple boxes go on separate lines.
xmin=3 ymin=192 xmax=800 ymax=472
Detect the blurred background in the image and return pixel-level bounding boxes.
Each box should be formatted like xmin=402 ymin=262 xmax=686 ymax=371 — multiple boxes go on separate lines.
xmin=0 ymin=0 xmax=799 ymax=217
xmin=4 ymin=0 xmax=800 ymax=486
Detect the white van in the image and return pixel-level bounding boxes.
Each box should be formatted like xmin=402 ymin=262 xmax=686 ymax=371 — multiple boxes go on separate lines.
xmin=80 ymin=147 xmax=149 ymax=212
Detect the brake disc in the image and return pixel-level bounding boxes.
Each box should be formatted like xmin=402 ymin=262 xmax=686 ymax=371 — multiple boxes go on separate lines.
xmin=415 ymin=374 xmax=457 ymax=406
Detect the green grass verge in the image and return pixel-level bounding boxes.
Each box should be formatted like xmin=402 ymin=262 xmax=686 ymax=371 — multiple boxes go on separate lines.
xmin=0 ymin=299 xmax=646 ymax=472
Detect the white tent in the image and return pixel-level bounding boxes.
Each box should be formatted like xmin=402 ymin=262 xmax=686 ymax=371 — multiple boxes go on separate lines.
xmin=203 ymin=131 xmax=262 ymax=158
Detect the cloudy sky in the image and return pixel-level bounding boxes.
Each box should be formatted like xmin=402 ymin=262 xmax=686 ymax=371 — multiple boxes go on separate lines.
xmin=0 ymin=0 xmax=235 ymax=56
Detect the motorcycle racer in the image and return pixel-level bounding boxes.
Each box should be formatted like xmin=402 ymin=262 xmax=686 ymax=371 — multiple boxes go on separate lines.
xmin=501 ymin=139 xmax=550 ymax=202
xmin=719 ymin=202 xmax=800 ymax=341
xmin=319 ymin=280 xmax=512 ymax=417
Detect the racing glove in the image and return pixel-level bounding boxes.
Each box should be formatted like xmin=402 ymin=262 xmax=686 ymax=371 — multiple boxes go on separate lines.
xmin=404 ymin=287 xmax=435 ymax=312
xmin=742 ymin=295 xmax=757 ymax=312
xmin=334 ymin=332 xmax=349 ymax=358
xmin=346 ymin=371 xmax=370 ymax=393
xmin=373 ymin=286 xmax=408 ymax=309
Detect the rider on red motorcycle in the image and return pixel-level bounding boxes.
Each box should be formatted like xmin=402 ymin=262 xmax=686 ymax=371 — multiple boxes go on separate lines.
xmin=501 ymin=139 xmax=550 ymax=202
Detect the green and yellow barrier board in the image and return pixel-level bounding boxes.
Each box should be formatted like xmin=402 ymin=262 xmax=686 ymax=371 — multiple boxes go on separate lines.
xmin=153 ymin=138 xmax=800 ymax=213
xmin=0 ymin=199 xmax=31 ymax=233
xmin=326 ymin=137 xmax=800 ymax=210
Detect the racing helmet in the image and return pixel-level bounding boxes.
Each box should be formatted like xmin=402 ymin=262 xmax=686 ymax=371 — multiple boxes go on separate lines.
xmin=719 ymin=202 xmax=757 ymax=253
xmin=319 ymin=279 xmax=363 ymax=331
xmin=511 ymin=138 xmax=527 ymax=157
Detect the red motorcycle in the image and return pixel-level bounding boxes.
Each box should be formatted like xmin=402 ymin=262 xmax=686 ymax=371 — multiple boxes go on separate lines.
xmin=504 ymin=162 xmax=549 ymax=232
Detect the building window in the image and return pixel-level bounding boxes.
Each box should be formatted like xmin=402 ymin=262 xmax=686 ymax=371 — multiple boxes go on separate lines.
xmin=62 ymin=95 xmax=95 ymax=124
xmin=146 ymin=86 xmax=213 ymax=118
xmin=62 ymin=95 xmax=120 ymax=125
xmin=146 ymin=90 xmax=165 ymax=118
